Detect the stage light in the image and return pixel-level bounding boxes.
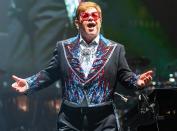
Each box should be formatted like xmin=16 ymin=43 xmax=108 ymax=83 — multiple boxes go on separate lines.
xmin=47 ymin=99 xmax=61 ymax=113
xmin=16 ymin=95 xmax=29 ymax=112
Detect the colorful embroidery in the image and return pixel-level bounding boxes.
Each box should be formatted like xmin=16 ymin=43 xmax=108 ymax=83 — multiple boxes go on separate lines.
xmin=62 ymin=35 xmax=117 ymax=104
xmin=63 ymin=35 xmax=116 ymax=84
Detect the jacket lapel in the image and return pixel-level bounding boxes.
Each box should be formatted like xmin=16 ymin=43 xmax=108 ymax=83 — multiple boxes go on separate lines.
xmin=86 ymin=35 xmax=116 ymax=83
xmin=63 ymin=35 xmax=85 ymax=83
xmin=63 ymin=35 xmax=116 ymax=84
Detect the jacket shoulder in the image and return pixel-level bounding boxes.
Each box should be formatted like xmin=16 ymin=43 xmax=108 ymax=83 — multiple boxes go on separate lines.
xmin=56 ymin=36 xmax=78 ymax=46
xmin=101 ymin=35 xmax=123 ymax=47
xmin=108 ymin=39 xmax=124 ymax=48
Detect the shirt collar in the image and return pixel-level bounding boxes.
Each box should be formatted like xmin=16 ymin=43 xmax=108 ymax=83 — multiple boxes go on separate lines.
xmin=79 ymin=34 xmax=100 ymax=46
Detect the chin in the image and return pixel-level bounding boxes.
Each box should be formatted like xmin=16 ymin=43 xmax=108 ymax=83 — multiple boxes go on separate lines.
xmin=86 ymin=30 xmax=98 ymax=36
xmin=87 ymin=34 xmax=97 ymax=38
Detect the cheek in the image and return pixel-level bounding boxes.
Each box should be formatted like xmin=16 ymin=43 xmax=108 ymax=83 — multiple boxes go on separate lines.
xmin=78 ymin=23 xmax=85 ymax=30
xmin=96 ymin=23 xmax=101 ymax=30
xmin=82 ymin=23 xmax=88 ymax=29
xmin=96 ymin=20 xmax=101 ymax=27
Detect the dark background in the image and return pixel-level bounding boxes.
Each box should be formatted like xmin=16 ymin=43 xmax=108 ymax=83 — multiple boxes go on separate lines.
xmin=0 ymin=0 xmax=177 ymax=130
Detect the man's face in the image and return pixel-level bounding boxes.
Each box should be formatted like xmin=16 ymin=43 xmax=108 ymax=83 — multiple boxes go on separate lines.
xmin=76 ymin=7 xmax=102 ymax=40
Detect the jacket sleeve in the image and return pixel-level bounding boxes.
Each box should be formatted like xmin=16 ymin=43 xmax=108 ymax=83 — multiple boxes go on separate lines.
xmin=117 ymin=45 xmax=139 ymax=89
xmin=25 ymin=42 xmax=61 ymax=94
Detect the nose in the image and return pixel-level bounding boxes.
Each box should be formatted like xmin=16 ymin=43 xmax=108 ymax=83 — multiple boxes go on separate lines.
xmin=88 ymin=15 xmax=94 ymax=21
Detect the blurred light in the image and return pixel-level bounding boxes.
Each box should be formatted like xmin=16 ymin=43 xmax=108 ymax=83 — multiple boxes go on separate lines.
xmin=64 ymin=0 xmax=80 ymax=23
xmin=2 ymin=81 xmax=8 ymax=87
xmin=47 ymin=99 xmax=61 ymax=113
xmin=168 ymin=73 xmax=176 ymax=83
xmin=55 ymin=81 xmax=61 ymax=88
xmin=169 ymin=78 xmax=175 ymax=83
xmin=55 ymin=99 xmax=61 ymax=111
xmin=152 ymin=81 xmax=156 ymax=86
xmin=169 ymin=73 xmax=173 ymax=77
xmin=16 ymin=96 xmax=29 ymax=112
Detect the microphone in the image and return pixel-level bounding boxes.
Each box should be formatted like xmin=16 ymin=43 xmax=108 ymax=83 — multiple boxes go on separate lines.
xmin=114 ymin=92 xmax=128 ymax=102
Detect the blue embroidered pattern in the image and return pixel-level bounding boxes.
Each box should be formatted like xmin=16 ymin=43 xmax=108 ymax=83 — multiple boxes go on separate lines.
xmin=25 ymin=71 xmax=50 ymax=94
xmin=62 ymin=35 xmax=116 ymax=104
xmin=87 ymin=71 xmax=111 ymax=104
xmin=63 ymin=68 xmax=112 ymax=104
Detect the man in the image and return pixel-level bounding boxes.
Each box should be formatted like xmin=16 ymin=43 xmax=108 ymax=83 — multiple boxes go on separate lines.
xmin=12 ymin=2 xmax=153 ymax=131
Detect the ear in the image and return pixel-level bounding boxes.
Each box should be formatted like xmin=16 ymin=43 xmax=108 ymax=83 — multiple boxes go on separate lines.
xmin=74 ymin=19 xmax=79 ymax=30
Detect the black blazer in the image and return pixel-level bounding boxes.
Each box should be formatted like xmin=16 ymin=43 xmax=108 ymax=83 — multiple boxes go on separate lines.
xmin=25 ymin=34 xmax=138 ymax=106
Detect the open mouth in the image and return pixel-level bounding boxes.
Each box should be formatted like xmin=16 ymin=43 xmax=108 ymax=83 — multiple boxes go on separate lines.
xmin=87 ymin=23 xmax=96 ymax=28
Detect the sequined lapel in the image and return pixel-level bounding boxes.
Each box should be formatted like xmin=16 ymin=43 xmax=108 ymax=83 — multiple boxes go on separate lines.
xmin=63 ymin=35 xmax=85 ymax=83
xmin=86 ymin=35 xmax=116 ymax=83
xmin=63 ymin=35 xmax=117 ymax=84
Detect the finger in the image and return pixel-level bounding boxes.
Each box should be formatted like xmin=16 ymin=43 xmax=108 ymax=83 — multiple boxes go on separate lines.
xmin=140 ymin=70 xmax=153 ymax=80
xmin=12 ymin=84 xmax=25 ymax=92
xmin=144 ymin=78 xmax=149 ymax=84
xmin=12 ymin=75 xmax=21 ymax=82
xmin=143 ymin=76 xmax=152 ymax=85
xmin=12 ymin=84 xmax=20 ymax=92
xmin=147 ymin=76 xmax=152 ymax=81
xmin=140 ymin=74 xmax=146 ymax=80
xmin=12 ymin=83 xmax=18 ymax=88
xmin=143 ymin=76 xmax=152 ymax=81
xmin=145 ymin=70 xmax=153 ymax=77
xmin=12 ymin=82 xmax=22 ymax=88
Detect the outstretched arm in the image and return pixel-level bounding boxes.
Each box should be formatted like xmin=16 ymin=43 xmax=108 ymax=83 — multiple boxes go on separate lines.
xmin=11 ymin=42 xmax=61 ymax=94
xmin=117 ymin=45 xmax=153 ymax=89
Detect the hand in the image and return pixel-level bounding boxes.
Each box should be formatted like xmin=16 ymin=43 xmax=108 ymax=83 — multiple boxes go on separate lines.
xmin=11 ymin=75 xmax=28 ymax=93
xmin=137 ymin=70 xmax=153 ymax=89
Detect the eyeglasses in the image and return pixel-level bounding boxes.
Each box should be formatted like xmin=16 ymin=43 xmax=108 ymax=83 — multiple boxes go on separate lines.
xmin=80 ymin=12 xmax=100 ymax=21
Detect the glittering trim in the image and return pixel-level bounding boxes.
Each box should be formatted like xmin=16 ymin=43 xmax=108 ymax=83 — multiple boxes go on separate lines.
xmin=129 ymin=73 xmax=139 ymax=88
xmin=62 ymin=36 xmax=117 ymax=85
xmin=25 ymin=71 xmax=50 ymax=94
xmin=63 ymin=68 xmax=113 ymax=105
